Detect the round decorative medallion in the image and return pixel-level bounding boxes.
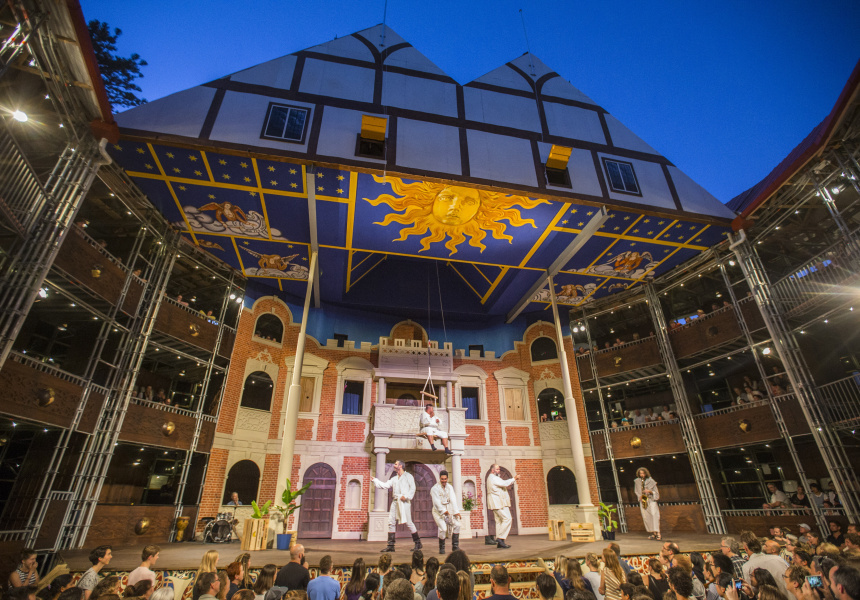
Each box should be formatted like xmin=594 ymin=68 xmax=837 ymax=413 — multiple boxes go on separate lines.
xmin=37 ymin=387 xmax=56 ymax=407
xmin=162 ymin=421 xmax=176 ymax=436
xmin=630 ymin=436 xmax=642 ymax=448
xmin=134 ymin=517 xmax=150 ymax=535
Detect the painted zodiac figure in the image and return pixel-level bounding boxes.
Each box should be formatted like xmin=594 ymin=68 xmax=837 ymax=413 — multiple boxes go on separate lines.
xmin=239 ymin=246 xmax=299 ymax=270
xmin=197 ymin=201 xmax=248 ymax=224
xmin=613 ymin=251 xmax=653 ymax=273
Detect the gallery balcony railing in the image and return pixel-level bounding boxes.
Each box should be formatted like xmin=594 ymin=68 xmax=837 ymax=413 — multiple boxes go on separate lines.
xmin=816 ymin=374 xmax=860 ymax=432
xmin=0 ymin=127 xmax=48 ymax=235
xmin=770 ymin=230 xmax=860 ymax=319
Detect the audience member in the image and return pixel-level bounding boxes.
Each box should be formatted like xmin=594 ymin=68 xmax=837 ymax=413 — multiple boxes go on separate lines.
xmin=275 ymin=545 xmax=309 ymax=590
xmin=307 ymin=556 xmax=339 ymax=600
xmin=599 ymin=548 xmax=624 ymax=600
xmin=344 ymin=558 xmax=367 ymax=600
xmin=783 ymin=565 xmax=808 ymax=600
xmin=719 ymin=537 xmax=746 ymax=579
xmin=707 ymin=554 xmax=734 ymax=600
xmin=762 ymin=483 xmax=788 ymax=511
xmin=37 ymin=575 xmax=73 ymax=600
xmin=454 ymin=572 xmax=471 ymax=600
xmin=583 ymin=554 xmax=603 ymax=600
xmin=845 ymin=532 xmax=860 ymax=550
xmin=740 ymin=532 xmax=788 ymax=596
xmin=378 ymin=554 xmax=393 ymax=590
xmin=90 ymin=577 xmax=120 ymax=600
xmin=671 ymin=556 xmax=704 ymax=600
xmin=193 ymin=551 xmax=219 ymax=600
xmin=808 ymin=484 xmax=826 ymax=510
xmin=362 ymin=575 xmax=380 ymax=600
xmin=660 ymin=542 xmax=680 ymax=569
xmin=217 ymin=572 xmax=230 ymax=600
xmin=666 ymin=567 xmax=694 ymax=600
xmin=77 ymin=546 xmax=112 ymax=600
xmin=435 ymin=570 xmax=459 ymax=600
xmin=826 ymin=521 xmax=845 ymax=547
xmin=644 ymin=558 xmax=668 ymax=600
xmin=58 ymin=590 xmax=86 ymax=600
xmin=196 ymin=574 xmax=220 ymax=600
xmin=122 ymin=580 xmax=152 ymax=600
xmin=536 ymin=573 xmax=557 ymax=600
xmin=416 ymin=558 xmax=439 ymax=598
xmin=829 ymin=564 xmax=860 ymax=600
xmin=9 ymin=550 xmax=39 ymax=589
xmin=788 ymin=487 xmax=810 ymax=509
xmin=252 ymin=565 xmax=277 ymax=600
xmin=235 ymin=553 xmax=253 ymax=591
xmin=6 ymin=587 xmax=38 ymax=600
xmin=226 ymin=563 xmax=244 ymax=600
xmin=150 ymin=589 xmax=174 ymax=600
xmin=127 ymin=546 xmax=160 ymax=587
xmin=487 ymin=566 xmax=515 ymax=600
xmin=609 ymin=543 xmax=633 ymax=575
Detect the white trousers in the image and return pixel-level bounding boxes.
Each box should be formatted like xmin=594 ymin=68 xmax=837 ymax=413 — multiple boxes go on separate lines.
xmin=388 ymin=503 xmax=416 ymax=533
xmin=422 ymin=427 xmax=448 ymax=439
xmin=492 ymin=507 xmax=512 ymax=540
xmin=432 ymin=511 xmax=461 ymax=539
xmin=640 ymin=501 xmax=660 ymax=533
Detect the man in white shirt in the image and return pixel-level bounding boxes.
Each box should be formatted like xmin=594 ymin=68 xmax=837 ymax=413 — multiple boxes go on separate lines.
xmin=420 ymin=404 xmax=453 ymax=455
xmin=740 ymin=531 xmax=789 ymax=596
xmin=431 ymin=470 xmax=461 ymax=555
xmin=486 ymin=464 xmax=518 ymax=549
xmin=127 ymin=545 xmax=160 ymax=586
xmin=762 ymin=483 xmax=789 ymax=511
xmin=372 ymin=460 xmax=420 ymax=552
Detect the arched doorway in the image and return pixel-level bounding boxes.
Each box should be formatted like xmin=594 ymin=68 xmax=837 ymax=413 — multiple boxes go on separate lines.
xmin=547 ymin=465 xmax=578 ymax=504
xmin=222 ymin=460 xmax=261 ymax=505
xmin=484 ymin=465 xmax=519 ymax=537
xmin=297 ymin=463 xmax=336 ymax=538
xmin=390 ymin=462 xmax=436 ymax=538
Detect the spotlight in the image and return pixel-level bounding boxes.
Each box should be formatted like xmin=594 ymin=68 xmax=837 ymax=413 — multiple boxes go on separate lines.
xmin=235 ymin=296 xmax=243 ymax=303
xmin=762 ymin=347 xmax=772 ymax=355
xmin=729 ymin=260 xmax=735 ymax=266
xmin=12 ymin=110 xmax=28 ymax=122
xmin=230 ymin=294 xmax=236 ymax=299
xmin=38 ymin=287 xmax=48 ymax=298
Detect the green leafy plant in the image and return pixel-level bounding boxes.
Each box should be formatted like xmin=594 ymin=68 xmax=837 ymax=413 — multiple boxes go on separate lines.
xmin=462 ymin=491 xmax=479 ymax=511
xmin=597 ymin=501 xmax=619 ymax=532
xmin=251 ymin=500 xmax=271 ymax=519
xmin=273 ymin=478 xmax=313 ymax=533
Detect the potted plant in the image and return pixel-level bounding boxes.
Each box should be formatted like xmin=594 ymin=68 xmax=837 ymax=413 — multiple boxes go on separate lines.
xmin=598 ymin=501 xmax=619 ymax=540
xmin=273 ymin=477 xmax=312 ymax=550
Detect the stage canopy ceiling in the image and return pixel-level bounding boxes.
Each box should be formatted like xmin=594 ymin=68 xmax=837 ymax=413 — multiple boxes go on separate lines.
xmin=111 ymin=25 xmax=735 ymax=320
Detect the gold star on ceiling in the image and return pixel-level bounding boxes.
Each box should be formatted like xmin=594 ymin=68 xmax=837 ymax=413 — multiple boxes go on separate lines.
xmin=290 ymin=183 xmax=298 ymax=188
xmin=288 ymin=245 xmax=293 ymax=248
xmin=561 ymin=220 xmax=568 ymax=225
xmin=244 ymin=177 xmax=251 ymax=182
xmin=613 ymin=226 xmax=620 ymax=231
xmin=166 ymin=152 xmax=174 ymax=159
xmin=587 ymin=211 xmax=594 ymax=216
xmin=690 ymin=225 xmax=697 ymax=230
xmin=194 ymin=170 xmax=202 ymax=176
xmin=222 ymin=174 xmax=230 ymax=180
xmin=144 ymin=163 xmax=153 ymax=170
xmin=178 ymin=186 xmax=186 ymax=191
xmin=270 ymin=180 xmax=278 ymax=186
xmin=208 ymin=194 xmax=216 ymax=199
xmin=337 ymin=175 xmax=345 ymax=181
xmin=658 ymin=221 xmax=665 ymax=225
xmin=173 ymin=167 xmax=181 ymax=173
xmin=301 ymin=257 xmax=307 ymax=261
xmin=647 ymin=231 xmax=654 ymax=235
xmin=644 ymin=219 xmax=650 ymax=223
xmin=317 ymin=186 xmax=324 ymax=192
xmin=630 ymin=243 xmax=636 ymax=246
xmin=136 ymin=148 xmax=145 ymax=154
xmin=664 ymin=249 xmax=671 ymax=253
xmin=289 ymin=168 xmax=297 ymax=174
xmin=243 ymin=241 xmax=249 ymax=245
xmin=337 ymin=188 xmax=344 ymax=194
xmin=578 ymin=222 xmax=584 ymax=227
xmin=623 ymin=216 xmax=630 ymax=220
xmin=268 ymin=166 xmax=276 ymax=172
xmin=113 ymin=144 xmax=122 ymax=151
xmin=696 ymin=238 xmax=702 ymax=242
xmin=249 ymin=192 xmax=256 ymax=197
xmin=316 ymin=172 xmax=323 ymax=178
xmin=240 ymin=162 xmax=248 ymax=168
xmin=632 ymin=229 xmax=639 ymax=233
xmin=218 ymin=159 xmax=227 ymax=165
xmin=189 ymin=155 xmax=198 ymax=161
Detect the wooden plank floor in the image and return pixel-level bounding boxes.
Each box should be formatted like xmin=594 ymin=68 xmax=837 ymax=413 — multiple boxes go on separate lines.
xmin=59 ymin=532 xmax=725 ymax=571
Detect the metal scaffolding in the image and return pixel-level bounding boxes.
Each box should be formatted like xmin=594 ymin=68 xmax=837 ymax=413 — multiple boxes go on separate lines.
xmin=644 ymin=282 xmax=727 ymax=534
xmin=729 ymin=233 xmax=860 ymax=522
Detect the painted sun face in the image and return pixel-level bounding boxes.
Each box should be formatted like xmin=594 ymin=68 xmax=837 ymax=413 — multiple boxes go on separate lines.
xmin=432 ymin=186 xmax=480 ymax=225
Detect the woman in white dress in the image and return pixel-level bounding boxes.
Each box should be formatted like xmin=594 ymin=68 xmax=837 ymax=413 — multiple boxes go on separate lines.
xmin=634 ymin=467 xmax=661 ymax=540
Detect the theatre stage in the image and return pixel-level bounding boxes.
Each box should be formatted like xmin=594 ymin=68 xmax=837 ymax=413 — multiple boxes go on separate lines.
xmin=59 ymin=532 xmax=725 ymax=571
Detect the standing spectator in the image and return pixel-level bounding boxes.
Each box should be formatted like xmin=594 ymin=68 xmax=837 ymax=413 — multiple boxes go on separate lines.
xmin=435 ymin=570 xmax=459 ymax=600
xmin=275 ymin=545 xmax=310 ymax=590
xmin=307 ymin=556 xmax=339 ymax=600
xmin=583 ymin=554 xmax=603 ymax=600
xmin=226 ymin=563 xmax=244 ymax=600
xmin=599 ymin=548 xmax=624 ymax=600
xmin=719 ymin=537 xmax=746 ymax=579
xmin=77 ymin=546 xmax=112 ymax=600
xmin=486 ymin=566 xmax=515 ymax=600
xmin=128 ymin=546 xmax=160 ymax=587
xmin=344 ymin=558 xmax=367 ymax=600
xmin=643 ymin=559 xmax=669 ymax=600
xmin=666 ymin=567 xmax=694 ymax=600
xmin=196 ymin=574 xmax=220 ymax=600
xmin=762 ymin=483 xmax=788 ymax=511
xmin=9 ymin=550 xmax=39 ymax=589
xmin=825 ymin=521 xmax=845 ymax=547
xmin=740 ymin=532 xmax=789 ymax=596
xmin=609 ymin=543 xmax=632 ymax=575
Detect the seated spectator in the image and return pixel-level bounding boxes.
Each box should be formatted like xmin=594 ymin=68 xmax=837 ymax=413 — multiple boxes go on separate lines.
xmin=661 ymin=406 xmax=672 ymax=421
xmin=38 ymin=575 xmax=73 ymax=600
xmin=416 ymin=558 xmax=438 ymax=598
xmin=827 ymin=481 xmax=841 ymax=507
xmin=829 ymin=564 xmax=860 ymax=600
xmin=599 ymin=548 xmax=624 ymax=600
xmin=435 ymin=570 xmax=459 ymax=600
xmin=762 ymin=483 xmax=788 ymax=511
xmin=762 ymin=540 xmax=781 ymax=556
xmin=9 ymin=550 xmax=39 ymax=589
xmin=77 ymin=545 xmax=112 ymax=600
xmin=707 ymin=553 xmax=733 ymax=600
xmin=825 ymin=521 xmax=845 ymax=547
xmin=660 ymin=542 xmax=680 ymax=568
xmin=844 ymin=532 xmax=860 ymax=550
xmin=252 ymin=565 xmax=276 ymax=600
xmin=808 ymin=483 xmax=827 ymax=510
xmin=665 ymin=567 xmax=694 ymax=600
xmin=784 ymin=565 xmax=809 ymax=600
xmin=90 ymin=577 xmax=120 ymax=600
xmin=194 ymin=574 xmax=220 ymax=600
xmin=226 ymin=563 xmax=244 ymax=600
xmin=541 ymin=414 xmax=549 ymax=422
xmin=361 ymin=575 xmax=379 ymax=600
xmin=609 ymin=543 xmax=632 ymax=575
xmin=770 ymin=383 xmax=785 ymax=396
xmin=535 ymin=574 xmax=556 ymax=600
xmin=307 ymin=556 xmax=339 ymax=600
xmin=275 ymin=545 xmax=309 ymax=590
xmin=719 ymin=537 xmax=746 ymax=579
xmin=644 ymin=558 xmax=668 ymax=600
xmin=614 ymin=338 xmax=624 ymax=347
xmin=632 ymin=410 xmax=646 ymax=425
xmin=610 ymin=421 xmax=618 ymax=429
xmin=487 ymin=566 xmax=515 ymax=600
xmin=583 ymin=554 xmax=603 ymax=600
xmin=128 ymin=545 xmax=160 ymax=587
xmin=672 ymin=555 xmax=705 ymax=599
xmin=790 ymin=486 xmax=810 ymax=509
xmin=733 ymin=388 xmax=748 ymax=405
xmin=743 ymin=375 xmax=760 ymax=391
xmin=745 ymin=386 xmax=763 ymax=401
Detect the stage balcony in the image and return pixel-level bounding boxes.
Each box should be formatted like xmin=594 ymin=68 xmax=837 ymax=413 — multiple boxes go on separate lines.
xmin=152 ymin=297 xmax=224 ymax=355
xmin=370 ymin=404 xmax=467 ymax=458
xmin=692 ymin=394 xmax=809 ymax=449
xmin=668 ymin=304 xmax=746 ymax=361
xmin=580 ymin=336 xmax=664 ymax=385
xmin=118 ymin=397 xmax=217 ymax=452
xmin=589 ymin=419 xmax=685 ymax=461
xmin=0 ymin=352 xmax=104 ymax=433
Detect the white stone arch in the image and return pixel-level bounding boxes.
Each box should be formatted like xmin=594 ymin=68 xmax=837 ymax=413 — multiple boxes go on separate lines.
xmin=221 ymin=452 xmax=265 ymax=506
xmin=530 ymin=335 xmax=559 ymax=364
xmin=387 ymin=319 xmax=429 ymax=345
xmin=336 ymin=356 xmax=374 ymax=416
xmin=250 ymin=295 xmax=294 ymax=324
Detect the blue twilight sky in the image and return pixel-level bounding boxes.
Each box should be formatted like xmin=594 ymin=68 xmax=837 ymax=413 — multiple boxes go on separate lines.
xmin=79 ymin=0 xmax=859 ymax=204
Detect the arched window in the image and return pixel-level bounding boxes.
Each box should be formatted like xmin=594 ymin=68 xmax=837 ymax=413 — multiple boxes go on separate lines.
xmin=222 ymin=460 xmax=261 ymax=505
xmin=538 ymin=388 xmax=565 ymax=421
xmin=254 ymin=314 xmax=283 ymax=343
xmin=531 ymin=337 xmax=558 ymax=362
xmin=346 ymin=479 xmax=361 ymax=510
xmin=547 ymin=466 xmax=578 ymax=505
xmin=240 ymin=371 xmax=274 ymax=411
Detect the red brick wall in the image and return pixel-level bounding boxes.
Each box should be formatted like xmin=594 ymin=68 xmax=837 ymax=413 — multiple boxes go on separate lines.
xmin=287 ymin=460 xmax=302 ymax=529
xmin=259 ymin=453 xmax=281 ymax=504
xmin=505 ymin=426 xmax=531 ymax=446
xmin=515 ymin=458 xmax=548 ymax=527
xmin=462 ymin=458 xmax=484 ymax=530
xmin=336 ymin=456 xmax=371 ymax=532
xmin=198 ymin=448 xmax=229 ymax=529
xmin=316 ymin=366 xmax=338 ymax=441
xmin=465 ymin=426 xmax=486 ymax=445
xmin=336 ymin=421 xmax=367 ymax=443
xmin=297 ymin=418 xmax=314 ymax=441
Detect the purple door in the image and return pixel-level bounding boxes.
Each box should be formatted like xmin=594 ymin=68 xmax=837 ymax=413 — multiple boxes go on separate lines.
xmin=485 ymin=465 xmax=519 ymax=536
xmin=297 ymin=463 xmax=336 ymax=538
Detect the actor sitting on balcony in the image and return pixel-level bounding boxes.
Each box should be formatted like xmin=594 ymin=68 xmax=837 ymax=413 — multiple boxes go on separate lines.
xmin=635 ymin=468 xmax=661 ymax=541
xmin=420 ymin=404 xmax=453 ymax=455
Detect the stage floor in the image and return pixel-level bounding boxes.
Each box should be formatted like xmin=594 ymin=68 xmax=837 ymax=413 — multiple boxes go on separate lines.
xmin=59 ymin=532 xmax=725 ymax=571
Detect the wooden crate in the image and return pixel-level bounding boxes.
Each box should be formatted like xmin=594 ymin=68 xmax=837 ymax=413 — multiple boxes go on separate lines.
xmin=241 ymin=518 xmax=269 ymax=551
xmin=570 ymin=522 xmax=595 ymax=542
xmin=548 ymin=519 xmax=566 ymax=541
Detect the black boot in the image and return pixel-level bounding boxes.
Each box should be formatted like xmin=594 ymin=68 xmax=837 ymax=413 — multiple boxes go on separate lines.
xmin=439 ymin=538 xmax=446 ymax=554
xmin=497 ymin=538 xmax=511 ymax=549
xmin=411 ymin=531 xmax=423 ymax=550
xmin=452 ymin=533 xmax=460 ymax=551
xmin=381 ymin=532 xmax=395 ymax=552
xmin=484 ymin=535 xmax=497 ymax=545
xmin=444 ymin=447 xmax=453 ymax=455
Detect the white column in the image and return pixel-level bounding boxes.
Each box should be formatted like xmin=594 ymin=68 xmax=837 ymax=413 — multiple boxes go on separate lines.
xmin=548 ymin=275 xmax=593 ymax=506
xmin=373 ymin=448 xmax=390 ymax=511
xmin=275 ymin=252 xmax=318 ymax=503
xmin=451 ymin=452 xmax=463 ymax=501
xmin=377 ymin=377 xmax=386 ymax=405
xmin=447 ymin=380 xmax=454 ymax=408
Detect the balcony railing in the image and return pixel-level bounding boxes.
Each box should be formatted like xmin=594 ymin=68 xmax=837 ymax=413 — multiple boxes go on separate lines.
xmin=770 ymin=231 xmax=860 ymax=318
xmin=0 ymin=127 xmax=48 ymax=234
xmin=722 ymin=508 xmax=846 ymax=517
xmin=128 ymin=396 xmax=201 ymax=419
xmin=817 ymin=374 xmax=860 ymax=431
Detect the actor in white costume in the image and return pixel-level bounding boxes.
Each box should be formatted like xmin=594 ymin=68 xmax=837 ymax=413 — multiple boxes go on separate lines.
xmin=372 ymin=460 xmax=422 ymax=551
xmin=430 ymin=470 xmax=461 ymax=555
xmin=420 ymin=404 xmax=453 ymax=455
xmin=486 ymin=463 xmax=518 ymax=548
xmin=635 ymin=467 xmax=661 ymax=540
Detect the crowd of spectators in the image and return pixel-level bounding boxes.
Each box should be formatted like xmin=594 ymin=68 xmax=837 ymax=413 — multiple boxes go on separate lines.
xmin=762 ymin=483 xmax=844 ymax=513
xmin=5 ymin=524 xmax=860 ymax=600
